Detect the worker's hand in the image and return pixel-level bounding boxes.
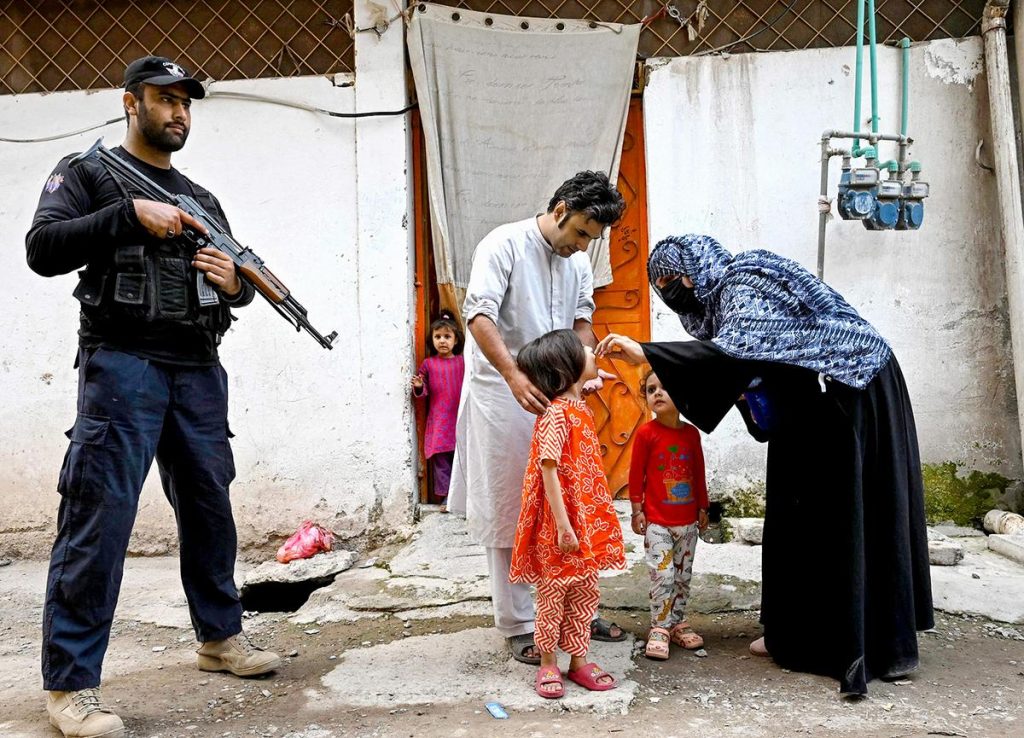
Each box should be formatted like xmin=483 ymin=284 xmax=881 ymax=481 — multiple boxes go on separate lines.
xmin=558 ymin=525 xmax=580 ymax=553
xmin=595 ymin=333 xmax=645 ymax=365
xmin=193 ymin=247 xmax=242 ymax=296
xmin=133 ymin=199 xmax=207 ymax=240
xmin=505 ymin=367 xmax=549 ymax=415
xmin=582 ymin=368 xmax=617 ymax=395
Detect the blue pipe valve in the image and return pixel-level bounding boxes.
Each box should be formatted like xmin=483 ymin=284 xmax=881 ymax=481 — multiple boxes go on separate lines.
xmin=864 ymin=160 xmax=902 ymax=230
xmin=837 ymin=148 xmax=880 ymax=221
xmin=897 ymin=161 xmax=928 ymax=230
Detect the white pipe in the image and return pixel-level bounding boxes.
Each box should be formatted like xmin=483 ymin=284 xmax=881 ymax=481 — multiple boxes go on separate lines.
xmin=984 ymin=0 xmax=1024 ymax=468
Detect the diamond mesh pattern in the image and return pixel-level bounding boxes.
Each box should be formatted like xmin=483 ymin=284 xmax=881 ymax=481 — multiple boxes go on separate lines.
xmin=425 ymin=1 xmax=983 ymax=59
xmin=1 ymin=0 xmax=355 ymax=96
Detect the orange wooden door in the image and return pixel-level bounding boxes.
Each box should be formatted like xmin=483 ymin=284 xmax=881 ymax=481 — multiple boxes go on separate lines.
xmin=587 ymin=95 xmax=651 ymax=499
xmin=412 ymin=98 xmax=651 ymax=502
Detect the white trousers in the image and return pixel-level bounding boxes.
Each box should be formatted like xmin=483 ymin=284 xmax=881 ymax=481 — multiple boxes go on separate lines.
xmin=485 ymin=546 xmax=535 ymax=637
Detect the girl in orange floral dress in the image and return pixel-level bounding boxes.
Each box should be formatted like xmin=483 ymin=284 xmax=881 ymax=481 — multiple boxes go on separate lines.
xmin=510 ymin=329 xmax=626 ymax=699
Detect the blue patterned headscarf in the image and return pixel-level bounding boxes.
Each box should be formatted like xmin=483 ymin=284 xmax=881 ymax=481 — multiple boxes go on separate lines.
xmin=647 ymin=234 xmax=891 ymax=389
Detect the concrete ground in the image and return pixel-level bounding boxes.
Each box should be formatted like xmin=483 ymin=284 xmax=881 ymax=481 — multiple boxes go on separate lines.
xmin=1 ymin=509 xmax=1023 ymax=737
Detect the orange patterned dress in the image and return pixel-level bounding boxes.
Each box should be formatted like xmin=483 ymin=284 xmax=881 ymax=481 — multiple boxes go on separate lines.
xmin=510 ymin=397 xmax=626 ymax=584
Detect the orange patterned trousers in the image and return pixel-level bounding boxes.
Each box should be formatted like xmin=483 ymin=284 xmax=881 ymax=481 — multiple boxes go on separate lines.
xmin=534 ymin=571 xmax=601 ymax=657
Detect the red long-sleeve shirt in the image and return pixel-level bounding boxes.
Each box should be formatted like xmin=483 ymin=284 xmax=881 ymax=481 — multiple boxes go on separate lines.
xmin=628 ymin=419 xmax=708 ymax=527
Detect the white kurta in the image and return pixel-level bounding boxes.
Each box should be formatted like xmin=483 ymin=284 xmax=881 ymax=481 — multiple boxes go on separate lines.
xmin=448 ymin=217 xmax=595 ymax=548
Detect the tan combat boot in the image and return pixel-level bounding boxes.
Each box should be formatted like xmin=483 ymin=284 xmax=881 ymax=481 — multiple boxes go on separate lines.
xmin=47 ymin=688 xmax=125 ymax=738
xmin=196 ymin=631 xmax=281 ymax=677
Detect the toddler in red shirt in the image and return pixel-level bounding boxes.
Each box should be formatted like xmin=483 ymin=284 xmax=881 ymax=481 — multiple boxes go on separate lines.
xmin=629 ymin=368 xmax=709 ymax=660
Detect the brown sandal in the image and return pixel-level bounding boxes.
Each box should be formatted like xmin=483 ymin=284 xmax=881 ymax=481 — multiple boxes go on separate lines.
xmin=645 ymin=627 xmax=670 ymax=660
xmin=670 ymin=621 xmax=704 ymax=650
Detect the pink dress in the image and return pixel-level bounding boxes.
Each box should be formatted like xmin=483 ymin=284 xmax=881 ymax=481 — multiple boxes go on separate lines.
xmin=414 ymin=354 xmax=464 ymax=458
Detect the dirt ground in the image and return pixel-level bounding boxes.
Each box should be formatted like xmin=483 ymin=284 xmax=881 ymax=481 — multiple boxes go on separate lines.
xmin=2 ymin=596 xmax=1022 ymax=738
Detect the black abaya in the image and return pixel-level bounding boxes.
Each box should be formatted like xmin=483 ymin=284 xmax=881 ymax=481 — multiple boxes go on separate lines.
xmin=643 ymin=340 xmax=933 ymax=695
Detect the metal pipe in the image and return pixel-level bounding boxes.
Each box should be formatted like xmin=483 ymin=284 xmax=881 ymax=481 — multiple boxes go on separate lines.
xmin=868 ymin=0 xmax=879 ymax=134
xmin=983 ymin=0 xmax=1024 ymax=468
xmin=817 ymin=140 xmax=852 ymax=280
xmin=853 ymin=0 xmax=866 ymax=153
xmin=822 ymin=129 xmax=910 ymax=144
xmin=900 ymin=37 xmax=910 ymax=138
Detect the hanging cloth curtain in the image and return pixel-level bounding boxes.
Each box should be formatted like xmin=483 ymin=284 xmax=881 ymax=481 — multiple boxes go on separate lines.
xmin=407 ymin=3 xmax=641 ymax=313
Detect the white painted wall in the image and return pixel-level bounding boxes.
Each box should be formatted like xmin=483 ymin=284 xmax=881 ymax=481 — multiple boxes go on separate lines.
xmin=644 ymin=37 xmax=1021 ymax=496
xmin=0 ymin=3 xmax=416 ymax=558
xmin=1 ymin=26 xmax=1019 ymax=556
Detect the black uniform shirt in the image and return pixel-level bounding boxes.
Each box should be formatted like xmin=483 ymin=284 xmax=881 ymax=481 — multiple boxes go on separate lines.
xmin=26 ymin=146 xmax=254 ymax=365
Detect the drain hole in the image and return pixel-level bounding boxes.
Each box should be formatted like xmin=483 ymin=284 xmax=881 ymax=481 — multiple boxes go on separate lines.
xmin=240 ymin=576 xmax=336 ymax=613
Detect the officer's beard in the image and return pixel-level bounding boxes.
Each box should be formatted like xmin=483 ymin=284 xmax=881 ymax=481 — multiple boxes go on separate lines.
xmin=137 ymin=101 xmax=189 ymax=153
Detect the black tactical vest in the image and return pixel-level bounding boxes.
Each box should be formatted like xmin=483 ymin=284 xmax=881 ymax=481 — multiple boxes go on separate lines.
xmin=72 ymin=175 xmax=232 ymax=338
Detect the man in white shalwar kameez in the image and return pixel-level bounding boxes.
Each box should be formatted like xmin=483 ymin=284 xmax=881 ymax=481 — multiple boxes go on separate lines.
xmin=448 ymin=171 xmax=625 ymax=663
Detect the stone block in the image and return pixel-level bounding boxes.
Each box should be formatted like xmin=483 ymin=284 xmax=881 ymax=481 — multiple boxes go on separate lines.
xmin=928 ymin=538 xmax=965 ymax=566
xmin=988 ymin=534 xmax=1024 ymax=566
xmin=724 ymin=517 xmax=764 ymax=545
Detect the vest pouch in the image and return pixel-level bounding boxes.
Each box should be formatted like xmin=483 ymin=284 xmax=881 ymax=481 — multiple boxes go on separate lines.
xmin=156 ymin=255 xmax=192 ymax=319
xmin=113 ymin=272 xmax=146 ymax=305
xmin=73 ymin=269 xmax=106 ymax=307
xmin=111 ymin=244 xmax=151 ymax=318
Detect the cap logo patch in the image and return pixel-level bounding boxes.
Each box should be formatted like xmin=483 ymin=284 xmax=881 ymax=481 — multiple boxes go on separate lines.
xmin=162 ymin=62 xmax=185 ymax=78
xmin=44 ymin=173 xmax=64 ymax=193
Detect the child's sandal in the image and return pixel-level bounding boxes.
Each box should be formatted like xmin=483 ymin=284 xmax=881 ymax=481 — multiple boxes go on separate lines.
xmin=567 ymin=662 xmax=617 ymax=691
xmin=670 ymin=621 xmax=704 ymax=650
xmin=645 ymin=627 xmax=671 ymax=660
xmin=535 ymin=665 xmax=564 ymax=699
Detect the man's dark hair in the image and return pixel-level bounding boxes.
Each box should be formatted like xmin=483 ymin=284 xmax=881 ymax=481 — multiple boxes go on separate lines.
xmin=546 ymin=170 xmax=626 ymax=226
xmin=516 ymin=329 xmax=586 ymax=400
xmin=124 ymin=82 xmax=143 ymax=126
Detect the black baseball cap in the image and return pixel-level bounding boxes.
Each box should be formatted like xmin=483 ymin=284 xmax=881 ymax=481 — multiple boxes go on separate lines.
xmin=123 ymin=56 xmax=206 ymax=99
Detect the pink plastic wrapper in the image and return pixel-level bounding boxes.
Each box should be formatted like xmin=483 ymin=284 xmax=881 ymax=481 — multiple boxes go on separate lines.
xmin=276 ymin=520 xmax=335 ymax=563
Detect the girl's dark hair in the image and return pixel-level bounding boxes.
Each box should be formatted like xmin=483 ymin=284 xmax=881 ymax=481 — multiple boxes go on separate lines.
xmin=546 ymin=170 xmax=626 ymax=227
xmin=429 ymin=310 xmax=464 ymax=355
xmin=516 ymin=329 xmax=586 ymax=400
xmin=639 ymin=366 xmax=656 ymax=406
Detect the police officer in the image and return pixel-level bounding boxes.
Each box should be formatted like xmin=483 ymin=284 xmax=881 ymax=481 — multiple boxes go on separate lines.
xmin=26 ymin=56 xmax=280 ymax=738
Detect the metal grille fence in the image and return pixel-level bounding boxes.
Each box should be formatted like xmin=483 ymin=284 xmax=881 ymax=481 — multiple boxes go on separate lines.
xmin=427 ymin=1 xmax=984 ymax=59
xmin=1 ymin=0 xmax=355 ymax=96
xmin=1 ymin=1 xmax=984 ymax=95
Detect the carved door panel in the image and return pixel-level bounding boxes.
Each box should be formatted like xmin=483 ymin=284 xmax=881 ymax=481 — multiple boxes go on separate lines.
xmin=587 ymin=96 xmax=651 ymax=499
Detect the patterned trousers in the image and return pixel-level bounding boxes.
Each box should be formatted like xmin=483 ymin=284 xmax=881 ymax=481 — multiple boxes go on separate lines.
xmin=534 ymin=571 xmax=601 ymax=657
xmin=645 ymin=522 xmax=699 ymax=629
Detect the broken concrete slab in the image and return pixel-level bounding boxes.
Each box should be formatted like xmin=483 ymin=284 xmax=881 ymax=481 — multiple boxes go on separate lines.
xmin=290 ymin=567 xmax=390 ymax=624
xmin=243 ymin=550 xmax=357 ymax=588
xmin=927 ymin=528 xmax=965 ymax=566
xmin=240 ymin=550 xmax=358 ymax=613
xmin=987 ymin=533 xmax=1024 ymax=566
xmin=930 ymin=542 xmax=1024 ymax=624
xmin=318 ymin=627 xmax=637 ymax=714
xmin=931 ymin=523 xmax=985 ymax=538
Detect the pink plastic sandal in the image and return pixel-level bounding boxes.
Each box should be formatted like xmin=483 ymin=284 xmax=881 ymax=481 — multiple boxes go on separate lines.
xmin=567 ymin=662 xmax=617 ymax=691
xmin=645 ymin=627 xmax=670 ymax=660
xmin=670 ymin=621 xmax=704 ymax=650
xmin=535 ymin=666 xmax=564 ymax=699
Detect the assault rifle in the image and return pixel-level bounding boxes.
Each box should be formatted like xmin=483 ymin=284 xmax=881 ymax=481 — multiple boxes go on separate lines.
xmin=70 ymin=139 xmax=338 ymax=350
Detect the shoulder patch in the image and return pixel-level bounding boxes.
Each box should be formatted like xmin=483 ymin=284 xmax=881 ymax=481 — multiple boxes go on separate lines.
xmin=44 ymin=172 xmax=64 ymax=193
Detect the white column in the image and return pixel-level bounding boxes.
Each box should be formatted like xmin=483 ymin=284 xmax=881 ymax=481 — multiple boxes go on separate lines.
xmin=353 ymin=0 xmax=418 ymax=524
xmin=984 ymin=1 xmax=1024 ymax=469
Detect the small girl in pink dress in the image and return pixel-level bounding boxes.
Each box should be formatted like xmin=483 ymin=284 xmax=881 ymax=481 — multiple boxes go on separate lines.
xmin=412 ymin=311 xmax=465 ymax=510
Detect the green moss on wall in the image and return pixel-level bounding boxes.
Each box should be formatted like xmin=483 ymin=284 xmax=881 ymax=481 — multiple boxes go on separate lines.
xmin=720 ymin=481 xmax=767 ymax=519
xmin=921 ymin=462 xmax=1012 ymax=527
